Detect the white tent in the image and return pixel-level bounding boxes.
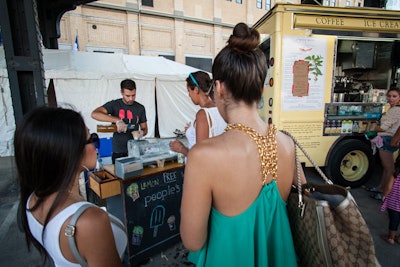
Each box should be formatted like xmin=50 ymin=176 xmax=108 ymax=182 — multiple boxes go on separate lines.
xmin=0 ymin=48 xmax=203 ymax=156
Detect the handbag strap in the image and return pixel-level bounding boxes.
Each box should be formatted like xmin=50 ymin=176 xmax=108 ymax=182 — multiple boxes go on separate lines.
xmin=65 ymin=204 xmax=93 ymax=267
xmin=65 ymin=204 xmax=127 ymax=265
xmin=281 ymin=130 xmax=333 ymax=185
xmin=281 ymin=130 xmax=333 ymax=215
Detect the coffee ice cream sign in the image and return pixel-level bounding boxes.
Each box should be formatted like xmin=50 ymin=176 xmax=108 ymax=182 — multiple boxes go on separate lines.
xmin=294 ymin=14 xmax=400 ymax=32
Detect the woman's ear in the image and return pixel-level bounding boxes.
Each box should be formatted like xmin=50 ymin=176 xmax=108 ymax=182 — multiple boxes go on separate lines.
xmin=214 ymin=80 xmax=225 ymax=100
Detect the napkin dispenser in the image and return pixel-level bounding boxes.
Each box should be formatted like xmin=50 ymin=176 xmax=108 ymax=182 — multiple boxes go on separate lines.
xmin=115 ymin=156 xmax=143 ymax=179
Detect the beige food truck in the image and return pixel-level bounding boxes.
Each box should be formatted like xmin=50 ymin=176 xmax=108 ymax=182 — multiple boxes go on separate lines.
xmin=253 ymin=3 xmax=400 ymax=187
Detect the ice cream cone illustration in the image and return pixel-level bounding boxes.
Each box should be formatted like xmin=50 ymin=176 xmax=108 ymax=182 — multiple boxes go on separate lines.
xmin=150 ymin=205 xmax=165 ymax=237
xmin=126 ymin=183 xmax=140 ymax=202
xmin=132 ymin=226 xmax=144 ymax=246
xmin=167 ymin=215 xmax=176 ymax=231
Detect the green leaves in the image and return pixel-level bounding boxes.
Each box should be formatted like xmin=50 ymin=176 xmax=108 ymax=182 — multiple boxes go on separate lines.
xmin=305 ymin=55 xmax=324 ymax=81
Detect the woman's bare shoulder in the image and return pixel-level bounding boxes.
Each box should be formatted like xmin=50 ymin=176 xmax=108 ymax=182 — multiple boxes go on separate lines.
xmin=187 ymin=135 xmax=228 ymax=165
xmin=74 ymin=206 xmax=111 ymax=235
xmin=276 ymin=131 xmax=295 ymax=153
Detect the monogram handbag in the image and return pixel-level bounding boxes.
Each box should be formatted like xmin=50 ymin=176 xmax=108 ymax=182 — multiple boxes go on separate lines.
xmin=282 ymin=131 xmax=378 ymax=267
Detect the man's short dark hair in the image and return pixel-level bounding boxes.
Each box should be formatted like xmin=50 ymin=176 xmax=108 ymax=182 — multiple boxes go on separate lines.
xmin=120 ymin=79 xmax=136 ymax=91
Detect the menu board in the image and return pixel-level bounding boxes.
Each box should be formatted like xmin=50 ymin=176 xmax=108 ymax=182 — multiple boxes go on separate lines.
xmin=123 ymin=167 xmax=184 ymax=264
xmin=282 ymin=35 xmax=328 ymax=111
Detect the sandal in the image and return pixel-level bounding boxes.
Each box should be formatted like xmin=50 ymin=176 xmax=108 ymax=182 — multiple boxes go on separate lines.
xmin=362 ymin=186 xmax=380 ymax=193
xmin=380 ymin=234 xmax=395 ymax=244
xmin=370 ymin=192 xmax=383 ymax=200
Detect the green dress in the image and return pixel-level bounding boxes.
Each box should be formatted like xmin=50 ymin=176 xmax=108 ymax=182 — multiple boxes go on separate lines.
xmin=188 ymin=124 xmax=297 ymax=266
xmin=188 ymin=181 xmax=298 ymax=267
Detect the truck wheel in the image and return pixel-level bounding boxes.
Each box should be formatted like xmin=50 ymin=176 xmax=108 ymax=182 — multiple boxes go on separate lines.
xmin=326 ymin=139 xmax=374 ymax=188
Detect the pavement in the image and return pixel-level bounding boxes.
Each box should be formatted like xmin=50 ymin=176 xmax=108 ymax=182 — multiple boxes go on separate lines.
xmin=1 ymin=155 xmax=400 ymax=266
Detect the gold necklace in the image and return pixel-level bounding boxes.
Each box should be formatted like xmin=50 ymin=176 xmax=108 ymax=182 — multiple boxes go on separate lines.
xmin=225 ymin=123 xmax=277 ymax=185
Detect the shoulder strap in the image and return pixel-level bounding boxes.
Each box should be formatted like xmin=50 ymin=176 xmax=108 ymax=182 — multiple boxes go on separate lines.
xmin=225 ymin=123 xmax=277 ymax=185
xmin=202 ymin=108 xmax=213 ymax=137
xmin=65 ymin=204 xmax=94 ymax=267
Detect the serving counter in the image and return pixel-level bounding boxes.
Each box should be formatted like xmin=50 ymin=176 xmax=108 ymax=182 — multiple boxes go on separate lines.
xmin=88 ymin=162 xmax=185 ymax=266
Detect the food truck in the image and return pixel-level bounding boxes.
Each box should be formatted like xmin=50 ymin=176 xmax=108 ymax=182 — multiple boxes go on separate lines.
xmin=253 ymin=3 xmax=400 ymax=187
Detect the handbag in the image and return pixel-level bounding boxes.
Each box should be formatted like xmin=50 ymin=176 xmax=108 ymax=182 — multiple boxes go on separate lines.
xmin=282 ymin=130 xmax=378 ymax=267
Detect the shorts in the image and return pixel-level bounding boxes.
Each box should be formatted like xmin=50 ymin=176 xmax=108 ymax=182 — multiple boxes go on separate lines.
xmin=379 ymin=136 xmax=399 ymax=153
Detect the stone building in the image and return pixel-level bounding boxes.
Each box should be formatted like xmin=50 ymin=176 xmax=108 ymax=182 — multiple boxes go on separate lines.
xmin=58 ymin=0 xmax=364 ymax=71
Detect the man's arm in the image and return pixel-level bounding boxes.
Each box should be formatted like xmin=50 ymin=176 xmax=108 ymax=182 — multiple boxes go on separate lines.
xmin=140 ymin=122 xmax=148 ymax=136
xmin=391 ymin=126 xmax=400 ymax=147
xmin=92 ymin=106 xmax=127 ymax=133
xmin=91 ymin=106 xmax=119 ymax=123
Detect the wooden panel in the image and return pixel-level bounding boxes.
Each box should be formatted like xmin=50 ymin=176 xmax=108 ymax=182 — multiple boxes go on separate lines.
xmin=88 ymin=170 xmax=121 ymax=199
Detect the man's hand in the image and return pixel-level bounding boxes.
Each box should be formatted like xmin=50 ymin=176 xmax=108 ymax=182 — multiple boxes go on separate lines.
xmin=116 ymin=120 xmax=127 ymax=133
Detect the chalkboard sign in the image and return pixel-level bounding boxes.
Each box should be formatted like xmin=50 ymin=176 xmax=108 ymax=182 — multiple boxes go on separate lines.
xmin=123 ymin=167 xmax=184 ymax=264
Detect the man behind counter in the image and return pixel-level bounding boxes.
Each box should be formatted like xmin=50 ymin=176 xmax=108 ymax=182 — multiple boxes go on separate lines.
xmin=91 ymin=79 xmax=148 ymax=163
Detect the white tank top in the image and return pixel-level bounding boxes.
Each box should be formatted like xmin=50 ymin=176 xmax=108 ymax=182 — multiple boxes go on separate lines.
xmin=26 ymin=195 xmax=127 ymax=267
xmin=185 ymin=107 xmax=226 ymax=150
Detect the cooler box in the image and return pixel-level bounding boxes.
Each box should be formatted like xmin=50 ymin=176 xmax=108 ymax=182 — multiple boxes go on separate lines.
xmin=98 ymin=137 xmax=112 ymax=157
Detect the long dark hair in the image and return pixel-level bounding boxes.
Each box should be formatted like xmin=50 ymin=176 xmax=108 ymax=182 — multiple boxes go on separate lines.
xmin=14 ymin=106 xmax=87 ymax=257
xmin=212 ymin=22 xmax=267 ymax=105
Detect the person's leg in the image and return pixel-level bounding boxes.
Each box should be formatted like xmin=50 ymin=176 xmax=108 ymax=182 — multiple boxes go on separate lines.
xmin=387 ymin=209 xmax=400 ymax=243
xmin=378 ymin=149 xmax=394 ymax=192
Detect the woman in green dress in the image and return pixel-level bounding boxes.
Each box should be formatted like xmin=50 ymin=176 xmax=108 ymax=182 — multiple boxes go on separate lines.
xmin=180 ymin=22 xmax=305 ymax=267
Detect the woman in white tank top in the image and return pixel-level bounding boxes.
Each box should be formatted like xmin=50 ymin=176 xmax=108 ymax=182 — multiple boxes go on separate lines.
xmin=15 ymin=107 xmax=127 ymax=267
xmin=170 ymin=71 xmax=227 ymax=156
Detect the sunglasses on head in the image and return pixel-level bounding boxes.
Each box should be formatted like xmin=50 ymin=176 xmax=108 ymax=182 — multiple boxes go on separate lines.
xmin=206 ymin=80 xmax=215 ymax=101
xmin=86 ymin=133 xmax=100 ymax=149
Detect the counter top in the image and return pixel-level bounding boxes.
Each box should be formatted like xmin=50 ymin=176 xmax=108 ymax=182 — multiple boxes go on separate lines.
xmin=102 ymin=161 xmax=184 ymax=181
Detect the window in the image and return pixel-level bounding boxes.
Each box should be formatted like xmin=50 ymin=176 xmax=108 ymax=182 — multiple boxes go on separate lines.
xmin=236 ymin=0 xmax=242 ymax=3
xmin=265 ymin=0 xmax=271 ymax=10
xmin=142 ymin=0 xmax=153 ymax=7
xmin=159 ymin=54 xmax=175 ymax=61
xmin=257 ymin=0 xmax=262 ymax=8
xmin=186 ymin=57 xmax=212 ymax=73
xmin=325 ymin=0 xmax=336 ymax=6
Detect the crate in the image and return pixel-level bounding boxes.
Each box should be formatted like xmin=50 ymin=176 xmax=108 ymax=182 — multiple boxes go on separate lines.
xmin=88 ymin=170 xmax=121 ymax=199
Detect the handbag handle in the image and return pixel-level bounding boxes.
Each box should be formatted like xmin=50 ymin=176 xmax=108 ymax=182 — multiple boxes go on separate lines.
xmin=281 ymin=130 xmax=333 ymax=214
xmin=281 ymin=130 xmax=333 ymax=185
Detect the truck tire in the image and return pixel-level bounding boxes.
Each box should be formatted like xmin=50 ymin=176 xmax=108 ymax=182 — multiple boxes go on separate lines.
xmin=326 ymin=139 xmax=374 ymax=188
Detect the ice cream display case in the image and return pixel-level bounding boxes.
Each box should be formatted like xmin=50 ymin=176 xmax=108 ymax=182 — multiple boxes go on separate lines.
xmin=127 ymin=138 xmax=178 ymax=166
xmin=88 ymin=160 xmax=184 ymax=266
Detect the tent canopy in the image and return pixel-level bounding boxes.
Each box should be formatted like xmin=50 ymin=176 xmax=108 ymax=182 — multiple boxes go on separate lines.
xmin=0 ymin=48 xmax=204 ymax=156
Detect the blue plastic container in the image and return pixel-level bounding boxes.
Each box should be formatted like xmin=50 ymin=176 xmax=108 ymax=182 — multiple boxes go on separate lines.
xmin=98 ymin=137 xmax=112 ymax=157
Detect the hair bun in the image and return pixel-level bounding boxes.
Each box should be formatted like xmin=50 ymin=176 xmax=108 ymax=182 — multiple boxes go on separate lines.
xmin=228 ymin=22 xmax=260 ymax=53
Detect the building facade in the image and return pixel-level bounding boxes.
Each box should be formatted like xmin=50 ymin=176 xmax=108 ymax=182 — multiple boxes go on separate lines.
xmin=58 ymin=0 xmax=365 ymax=71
